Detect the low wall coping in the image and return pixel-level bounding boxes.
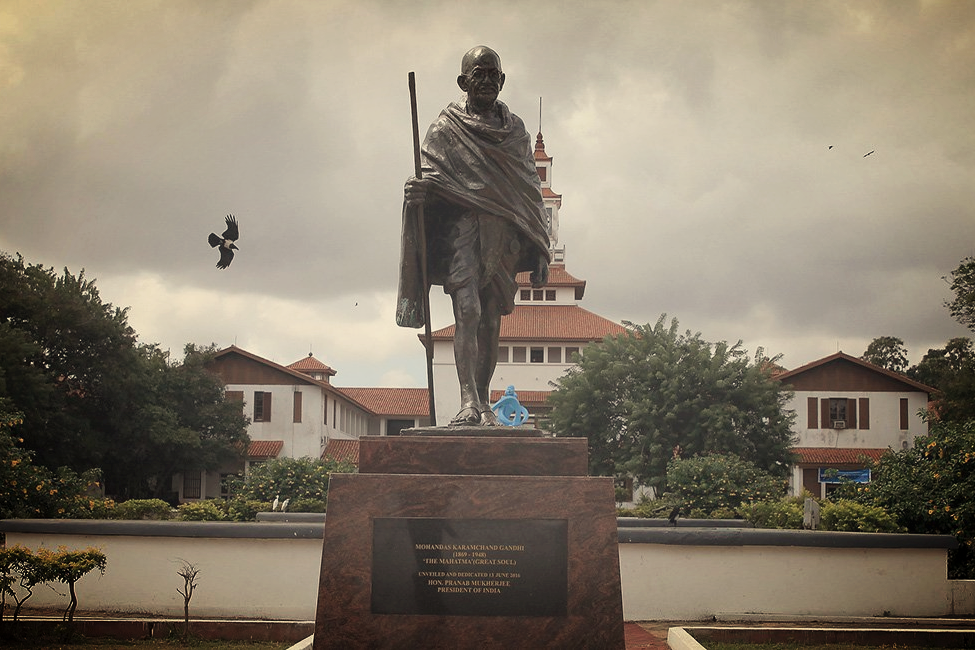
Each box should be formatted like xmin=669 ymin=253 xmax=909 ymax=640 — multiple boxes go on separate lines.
xmin=618 ymin=526 xmax=959 ymax=550
xmin=0 ymin=519 xmax=325 ymax=539
xmin=1 ymin=519 xmax=958 ymax=550
xmin=617 ymin=517 xmax=753 ymax=528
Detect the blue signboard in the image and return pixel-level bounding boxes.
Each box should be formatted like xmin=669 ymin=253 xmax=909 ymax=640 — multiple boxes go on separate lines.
xmin=819 ymin=468 xmax=871 ymax=484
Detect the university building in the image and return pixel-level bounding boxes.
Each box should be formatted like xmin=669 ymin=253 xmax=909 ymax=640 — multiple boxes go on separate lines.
xmin=180 ymin=133 xmax=932 ymax=503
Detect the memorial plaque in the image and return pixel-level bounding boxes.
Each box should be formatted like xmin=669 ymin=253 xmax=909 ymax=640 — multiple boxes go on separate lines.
xmin=371 ymin=517 xmax=568 ymax=616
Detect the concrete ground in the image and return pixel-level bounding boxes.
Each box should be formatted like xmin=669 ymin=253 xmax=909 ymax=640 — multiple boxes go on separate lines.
xmin=17 ymin=610 xmax=975 ymax=649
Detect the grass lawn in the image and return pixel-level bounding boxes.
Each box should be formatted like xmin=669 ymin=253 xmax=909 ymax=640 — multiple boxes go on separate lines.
xmin=706 ymin=641 xmax=965 ymax=650
xmin=1 ymin=637 xmax=292 ymax=650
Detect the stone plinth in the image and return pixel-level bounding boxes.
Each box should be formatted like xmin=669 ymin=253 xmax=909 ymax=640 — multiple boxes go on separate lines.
xmin=358 ymin=435 xmax=588 ymax=476
xmin=313 ymin=434 xmax=624 ymax=650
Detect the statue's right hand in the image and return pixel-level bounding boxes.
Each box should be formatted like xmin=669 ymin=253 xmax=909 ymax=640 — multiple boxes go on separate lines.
xmin=404 ymin=177 xmax=431 ymax=207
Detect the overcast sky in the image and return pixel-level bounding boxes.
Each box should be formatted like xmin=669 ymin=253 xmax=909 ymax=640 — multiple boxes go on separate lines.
xmin=2 ymin=0 xmax=973 ymax=388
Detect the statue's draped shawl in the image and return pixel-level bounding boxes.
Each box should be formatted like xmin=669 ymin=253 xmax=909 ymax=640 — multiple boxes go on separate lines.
xmin=396 ymin=100 xmax=550 ymax=328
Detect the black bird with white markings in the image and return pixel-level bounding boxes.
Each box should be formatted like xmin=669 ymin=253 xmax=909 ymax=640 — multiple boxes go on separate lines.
xmin=208 ymin=215 xmax=239 ymax=269
xmin=668 ymin=505 xmax=681 ymax=526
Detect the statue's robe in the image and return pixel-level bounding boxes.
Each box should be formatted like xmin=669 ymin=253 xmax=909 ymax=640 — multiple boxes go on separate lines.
xmin=396 ymin=100 xmax=550 ymax=328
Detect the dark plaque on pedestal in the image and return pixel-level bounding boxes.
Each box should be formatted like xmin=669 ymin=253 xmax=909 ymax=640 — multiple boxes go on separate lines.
xmin=371 ymin=517 xmax=568 ymax=616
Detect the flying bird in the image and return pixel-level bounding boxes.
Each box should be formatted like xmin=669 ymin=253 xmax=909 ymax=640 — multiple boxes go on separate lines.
xmin=863 ymin=150 xmax=875 ymax=157
xmin=208 ymin=214 xmax=239 ymax=269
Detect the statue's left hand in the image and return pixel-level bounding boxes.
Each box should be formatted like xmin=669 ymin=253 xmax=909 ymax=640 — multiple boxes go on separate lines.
xmin=530 ymin=257 xmax=549 ymax=288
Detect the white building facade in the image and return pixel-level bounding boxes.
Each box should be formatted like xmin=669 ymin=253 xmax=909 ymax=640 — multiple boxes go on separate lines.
xmin=775 ymin=352 xmax=934 ymax=497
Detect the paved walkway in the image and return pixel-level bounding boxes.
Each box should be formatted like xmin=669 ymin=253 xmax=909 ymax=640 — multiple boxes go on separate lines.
xmin=625 ymin=622 xmax=671 ymax=649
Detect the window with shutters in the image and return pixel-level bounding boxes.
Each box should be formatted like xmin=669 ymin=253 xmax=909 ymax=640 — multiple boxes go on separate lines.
xmin=900 ymin=398 xmax=909 ymax=430
xmin=858 ymin=397 xmax=870 ymax=429
xmin=829 ymin=398 xmax=847 ymax=425
xmin=293 ymin=391 xmax=302 ymax=423
xmin=807 ymin=397 xmax=819 ymax=428
xmin=254 ymin=391 xmax=272 ymax=422
xmin=822 ymin=398 xmax=857 ymax=429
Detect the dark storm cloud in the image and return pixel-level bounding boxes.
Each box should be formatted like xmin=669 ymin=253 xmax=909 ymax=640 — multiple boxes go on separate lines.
xmin=1 ymin=0 xmax=973 ymax=383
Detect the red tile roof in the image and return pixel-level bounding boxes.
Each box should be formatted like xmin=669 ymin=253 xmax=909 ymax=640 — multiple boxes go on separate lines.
xmin=515 ymin=264 xmax=585 ymax=290
xmin=431 ymin=305 xmax=627 ymax=342
xmin=793 ymin=447 xmax=889 ymax=465
xmin=247 ymin=440 xmax=284 ymax=459
xmin=338 ymin=387 xmax=429 ymax=416
xmin=541 ymin=187 xmax=562 ymax=201
xmin=287 ymin=353 xmax=336 ymax=377
xmin=489 ymin=388 xmax=552 ymax=407
xmin=323 ymin=438 xmax=359 ymax=465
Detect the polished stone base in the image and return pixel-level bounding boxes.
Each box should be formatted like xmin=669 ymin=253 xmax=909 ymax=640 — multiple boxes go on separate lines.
xmin=358 ymin=435 xmax=588 ymax=476
xmin=313 ymin=436 xmax=624 ymax=650
xmin=315 ymin=474 xmax=624 ymax=650
xmin=403 ymin=424 xmax=546 ymax=437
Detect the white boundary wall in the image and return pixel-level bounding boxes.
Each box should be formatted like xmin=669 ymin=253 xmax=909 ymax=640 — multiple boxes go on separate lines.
xmin=3 ymin=520 xmax=973 ymax=621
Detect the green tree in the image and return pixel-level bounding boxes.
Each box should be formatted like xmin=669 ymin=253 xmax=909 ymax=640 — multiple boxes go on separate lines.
xmin=100 ymin=344 xmax=250 ymax=500
xmin=0 ymin=252 xmax=249 ymax=500
xmin=0 ymin=545 xmax=49 ymax=624
xmin=228 ymin=456 xmax=355 ymax=511
xmin=909 ymin=337 xmax=975 ymax=424
xmin=547 ymin=315 xmax=796 ymax=491
xmin=945 ymin=255 xmax=975 ymax=332
xmin=861 ymin=336 xmax=909 ymax=374
xmin=0 ymin=253 xmax=140 ymax=472
xmin=664 ymin=453 xmax=787 ymax=517
xmin=37 ymin=546 xmax=107 ymax=624
xmin=845 ymin=420 xmax=975 ymax=578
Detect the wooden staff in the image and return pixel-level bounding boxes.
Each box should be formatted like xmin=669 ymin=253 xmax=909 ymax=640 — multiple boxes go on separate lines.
xmin=409 ymin=71 xmax=436 ymax=426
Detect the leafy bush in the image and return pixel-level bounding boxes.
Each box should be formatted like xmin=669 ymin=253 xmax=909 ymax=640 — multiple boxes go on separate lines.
xmin=0 ymin=410 xmax=105 ymax=520
xmin=176 ymin=499 xmax=227 ymax=521
xmin=113 ymin=498 xmax=173 ymax=520
xmin=226 ymin=456 xmax=355 ymax=505
xmin=740 ymin=498 xmax=804 ymax=529
xmin=225 ymin=498 xmax=269 ymax=522
xmin=287 ymin=497 xmax=328 ymax=513
xmin=820 ymin=499 xmax=903 ymax=533
xmin=664 ymin=452 xmax=787 ymax=517
xmin=841 ymin=420 xmax=975 ymax=577
xmin=35 ymin=546 xmax=107 ymax=624
xmin=1 ymin=545 xmax=106 ymax=626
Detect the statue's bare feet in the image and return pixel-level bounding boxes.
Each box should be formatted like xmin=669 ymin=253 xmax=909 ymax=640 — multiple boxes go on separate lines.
xmin=480 ymin=408 xmax=500 ymax=426
xmin=449 ymin=404 xmax=481 ymax=426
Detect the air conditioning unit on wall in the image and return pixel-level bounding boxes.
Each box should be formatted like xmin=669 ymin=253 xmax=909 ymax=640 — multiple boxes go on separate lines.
xmin=833 ymin=420 xmax=846 ymax=429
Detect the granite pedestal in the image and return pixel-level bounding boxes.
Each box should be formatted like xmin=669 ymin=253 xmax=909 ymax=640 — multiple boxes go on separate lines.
xmin=313 ymin=431 xmax=624 ymax=649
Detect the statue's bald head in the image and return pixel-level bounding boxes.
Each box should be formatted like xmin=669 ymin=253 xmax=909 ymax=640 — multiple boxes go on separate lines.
xmin=461 ymin=46 xmax=502 ymax=76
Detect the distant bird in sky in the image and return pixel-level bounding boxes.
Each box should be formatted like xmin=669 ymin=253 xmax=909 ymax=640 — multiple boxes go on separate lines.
xmin=863 ymin=150 xmax=875 ymax=157
xmin=208 ymin=214 xmax=239 ymax=269
xmin=828 ymin=145 xmax=833 ymax=150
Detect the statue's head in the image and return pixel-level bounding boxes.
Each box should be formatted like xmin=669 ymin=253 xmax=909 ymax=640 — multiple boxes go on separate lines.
xmin=457 ymin=46 xmax=505 ymax=114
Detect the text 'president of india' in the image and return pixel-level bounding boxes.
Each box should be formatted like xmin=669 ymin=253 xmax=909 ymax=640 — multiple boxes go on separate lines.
xmin=396 ymin=46 xmax=550 ymax=427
